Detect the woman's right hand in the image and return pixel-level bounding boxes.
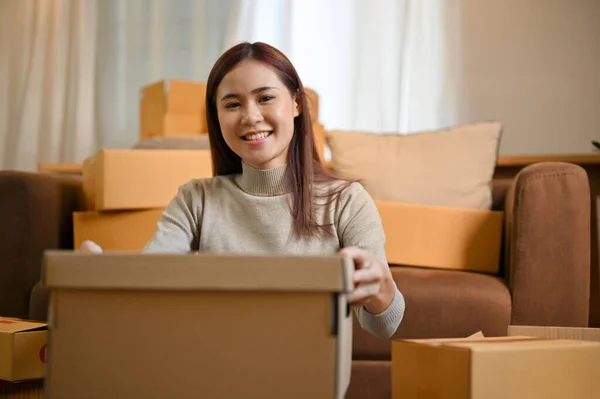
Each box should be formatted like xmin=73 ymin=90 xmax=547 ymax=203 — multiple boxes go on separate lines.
xmin=79 ymin=240 xmax=103 ymax=254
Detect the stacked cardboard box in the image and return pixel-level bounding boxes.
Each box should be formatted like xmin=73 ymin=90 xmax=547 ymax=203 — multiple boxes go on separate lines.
xmin=140 ymin=80 xmax=208 ymax=140
xmin=376 ymin=201 xmax=504 ymax=274
xmin=74 ymin=149 xmax=213 ymax=251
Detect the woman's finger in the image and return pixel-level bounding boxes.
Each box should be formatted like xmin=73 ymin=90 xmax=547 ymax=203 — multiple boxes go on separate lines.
xmin=80 ymin=240 xmax=103 ymax=254
xmin=353 ymin=267 xmax=384 ymax=285
xmin=348 ymin=282 xmax=380 ymax=304
xmin=339 ymin=246 xmax=371 ymax=269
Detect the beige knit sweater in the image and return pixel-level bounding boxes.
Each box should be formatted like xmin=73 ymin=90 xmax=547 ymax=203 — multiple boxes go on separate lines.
xmin=144 ymin=162 xmax=405 ymax=338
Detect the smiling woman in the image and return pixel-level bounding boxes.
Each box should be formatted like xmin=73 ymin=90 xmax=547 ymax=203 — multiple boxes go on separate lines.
xmin=215 ymin=60 xmax=298 ymax=170
xmin=81 ymin=42 xmax=406 ymax=340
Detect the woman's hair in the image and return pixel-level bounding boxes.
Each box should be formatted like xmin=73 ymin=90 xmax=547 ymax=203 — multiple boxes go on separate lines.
xmin=205 ymin=41 xmax=349 ymax=240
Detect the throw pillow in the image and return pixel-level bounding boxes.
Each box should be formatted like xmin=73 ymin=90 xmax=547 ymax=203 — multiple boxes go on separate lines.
xmin=326 ymin=121 xmax=502 ymax=210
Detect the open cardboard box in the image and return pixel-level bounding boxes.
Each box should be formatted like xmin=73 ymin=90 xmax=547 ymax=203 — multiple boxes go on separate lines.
xmin=392 ymin=327 xmax=600 ymax=399
xmin=43 ymin=251 xmax=354 ymax=399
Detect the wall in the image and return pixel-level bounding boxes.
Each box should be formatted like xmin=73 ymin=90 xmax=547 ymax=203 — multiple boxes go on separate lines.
xmin=461 ymin=0 xmax=600 ymax=155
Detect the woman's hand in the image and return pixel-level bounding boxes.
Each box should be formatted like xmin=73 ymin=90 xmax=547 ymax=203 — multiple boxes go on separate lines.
xmin=79 ymin=240 xmax=103 ymax=254
xmin=340 ymin=246 xmax=396 ymax=314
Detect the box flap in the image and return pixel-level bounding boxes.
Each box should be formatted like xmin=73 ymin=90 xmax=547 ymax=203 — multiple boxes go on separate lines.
xmin=44 ymin=251 xmax=354 ymax=293
xmin=397 ymin=335 xmax=600 ymax=352
xmin=508 ymin=325 xmax=600 ymax=342
xmin=0 ymin=317 xmax=47 ymax=334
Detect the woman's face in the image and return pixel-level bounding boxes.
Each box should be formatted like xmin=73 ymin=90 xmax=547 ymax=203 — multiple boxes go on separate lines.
xmin=216 ymin=59 xmax=300 ymax=170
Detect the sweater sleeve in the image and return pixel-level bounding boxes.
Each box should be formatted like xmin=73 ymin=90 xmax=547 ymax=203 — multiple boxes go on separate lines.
xmin=337 ymin=182 xmax=405 ymax=339
xmin=143 ymin=181 xmax=201 ymax=253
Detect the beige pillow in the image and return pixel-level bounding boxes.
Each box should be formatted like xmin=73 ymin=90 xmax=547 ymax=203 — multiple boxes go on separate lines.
xmin=326 ymin=121 xmax=502 ymax=210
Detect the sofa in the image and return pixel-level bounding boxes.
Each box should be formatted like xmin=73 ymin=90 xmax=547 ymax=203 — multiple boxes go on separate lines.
xmin=0 ymin=161 xmax=591 ymax=398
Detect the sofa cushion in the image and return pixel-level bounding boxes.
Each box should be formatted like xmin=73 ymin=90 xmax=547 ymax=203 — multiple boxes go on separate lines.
xmin=352 ymin=266 xmax=511 ymax=360
xmin=327 ymin=121 xmax=502 ymax=210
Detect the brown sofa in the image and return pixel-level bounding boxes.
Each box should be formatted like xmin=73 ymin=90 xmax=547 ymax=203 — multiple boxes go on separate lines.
xmin=0 ymin=161 xmax=591 ymax=398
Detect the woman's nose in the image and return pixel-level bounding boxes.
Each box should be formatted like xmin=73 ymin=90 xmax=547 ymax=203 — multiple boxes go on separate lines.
xmin=241 ymin=103 xmax=264 ymax=125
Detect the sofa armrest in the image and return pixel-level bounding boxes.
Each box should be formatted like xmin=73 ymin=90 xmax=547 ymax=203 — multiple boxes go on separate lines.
xmin=0 ymin=171 xmax=84 ymax=320
xmin=504 ymin=162 xmax=590 ymax=327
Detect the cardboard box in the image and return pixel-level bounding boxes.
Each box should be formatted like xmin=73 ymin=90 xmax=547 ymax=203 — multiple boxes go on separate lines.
xmin=82 ymin=149 xmax=213 ymax=211
xmin=140 ymin=80 xmax=207 ymax=139
xmin=73 ymin=209 xmax=164 ymax=251
xmin=305 ymin=88 xmax=320 ymax=123
xmin=508 ymin=325 xmax=600 ymax=341
xmin=43 ymin=252 xmax=353 ymax=398
xmin=0 ymin=317 xmax=47 ymax=382
xmin=392 ymin=335 xmax=600 ymax=399
xmin=313 ymin=122 xmax=326 ymax=162
xmin=376 ymin=201 xmax=503 ymax=273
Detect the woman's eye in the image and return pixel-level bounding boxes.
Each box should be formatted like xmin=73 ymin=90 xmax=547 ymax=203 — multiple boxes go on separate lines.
xmin=224 ymin=102 xmax=240 ymax=109
xmin=259 ymin=95 xmax=275 ymax=103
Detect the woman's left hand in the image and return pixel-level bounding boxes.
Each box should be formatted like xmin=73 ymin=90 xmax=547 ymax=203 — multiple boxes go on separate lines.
xmin=339 ymin=246 xmax=397 ymax=314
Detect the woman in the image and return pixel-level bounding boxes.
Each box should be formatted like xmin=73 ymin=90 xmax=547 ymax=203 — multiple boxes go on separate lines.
xmin=83 ymin=42 xmax=405 ymax=339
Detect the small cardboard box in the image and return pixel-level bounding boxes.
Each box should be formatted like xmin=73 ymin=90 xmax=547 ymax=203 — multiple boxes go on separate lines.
xmin=376 ymin=201 xmax=503 ymax=273
xmin=392 ymin=336 xmax=600 ymax=399
xmin=140 ymin=80 xmax=207 ymax=139
xmin=43 ymin=252 xmax=353 ymax=399
xmin=73 ymin=209 xmax=164 ymax=251
xmin=82 ymin=149 xmax=212 ymax=211
xmin=0 ymin=317 xmax=47 ymax=382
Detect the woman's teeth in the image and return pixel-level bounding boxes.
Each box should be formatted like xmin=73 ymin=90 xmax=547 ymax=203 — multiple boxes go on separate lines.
xmin=244 ymin=132 xmax=271 ymax=141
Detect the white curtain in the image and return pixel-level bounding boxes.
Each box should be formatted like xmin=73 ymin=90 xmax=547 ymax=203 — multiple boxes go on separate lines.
xmin=0 ymin=0 xmax=234 ymax=171
xmin=225 ymin=0 xmax=463 ymax=134
xmin=95 ymin=0 xmax=234 ymax=150
xmin=0 ymin=0 xmax=461 ymax=171
xmin=0 ymin=0 xmax=99 ymax=172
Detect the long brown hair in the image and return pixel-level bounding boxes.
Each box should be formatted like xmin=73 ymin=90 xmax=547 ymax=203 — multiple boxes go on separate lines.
xmin=206 ymin=42 xmax=347 ymax=239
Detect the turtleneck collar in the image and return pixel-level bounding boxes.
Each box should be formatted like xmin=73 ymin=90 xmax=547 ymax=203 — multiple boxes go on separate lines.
xmin=236 ymin=162 xmax=289 ymax=196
